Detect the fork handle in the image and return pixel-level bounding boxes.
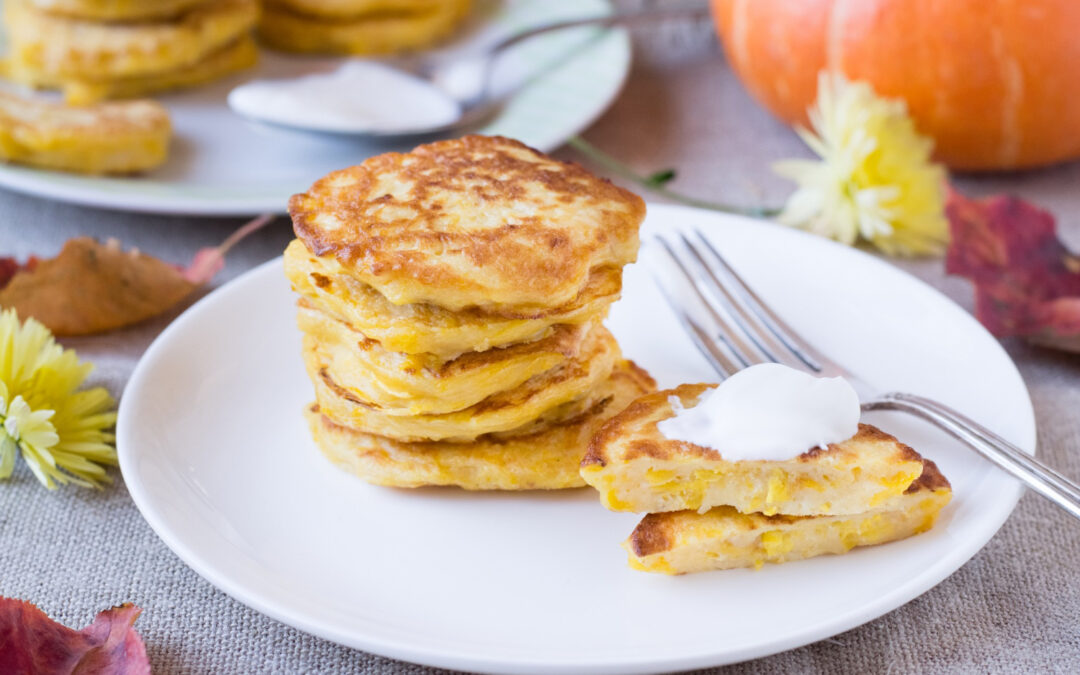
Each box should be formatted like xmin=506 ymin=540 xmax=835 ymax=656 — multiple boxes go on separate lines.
xmin=490 ymin=6 xmax=714 ymax=56
xmin=865 ymin=393 xmax=1080 ymax=521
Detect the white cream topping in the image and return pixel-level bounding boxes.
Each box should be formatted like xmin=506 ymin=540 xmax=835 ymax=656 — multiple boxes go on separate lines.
xmin=656 ymin=363 xmax=861 ymax=461
xmin=227 ymin=61 xmax=462 ymax=134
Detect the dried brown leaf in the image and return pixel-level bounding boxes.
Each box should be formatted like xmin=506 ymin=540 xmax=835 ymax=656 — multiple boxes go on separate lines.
xmin=0 ymin=214 xmax=273 ymax=336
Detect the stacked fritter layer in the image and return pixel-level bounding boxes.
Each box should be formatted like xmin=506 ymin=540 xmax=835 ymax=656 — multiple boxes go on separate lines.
xmin=287 ymin=135 xmax=654 ymax=490
xmin=258 ymin=0 xmax=472 ymax=55
xmin=582 ymin=384 xmax=953 ymax=573
xmin=2 ymin=0 xmax=258 ymax=103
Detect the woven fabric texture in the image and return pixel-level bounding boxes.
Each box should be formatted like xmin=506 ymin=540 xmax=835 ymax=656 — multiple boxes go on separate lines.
xmin=2 ymin=7 xmax=1079 ymax=673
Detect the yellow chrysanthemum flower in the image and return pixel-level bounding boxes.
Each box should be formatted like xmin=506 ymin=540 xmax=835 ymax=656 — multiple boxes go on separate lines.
xmin=0 ymin=308 xmax=117 ymax=489
xmin=773 ymin=72 xmax=948 ymax=256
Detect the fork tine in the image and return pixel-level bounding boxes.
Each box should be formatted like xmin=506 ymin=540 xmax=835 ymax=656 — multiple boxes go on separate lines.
xmin=678 ymin=232 xmax=804 ymax=369
xmin=691 ymin=229 xmax=831 ymax=373
xmin=684 ymin=313 xmax=742 ymax=377
xmin=652 ymin=235 xmax=766 ymax=372
xmin=648 ymin=250 xmax=741 ymax=378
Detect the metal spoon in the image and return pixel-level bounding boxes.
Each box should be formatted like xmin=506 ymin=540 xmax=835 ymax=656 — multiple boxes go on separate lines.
xmin=229 ymin=4 xmax=712 ymax=138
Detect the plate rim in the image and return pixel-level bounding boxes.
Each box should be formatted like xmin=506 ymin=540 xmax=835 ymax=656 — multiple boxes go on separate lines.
xmin=0 ymin=1 xmax=631 ymax=217
xmin=117 ymin=204 xmax=1034 ymax=673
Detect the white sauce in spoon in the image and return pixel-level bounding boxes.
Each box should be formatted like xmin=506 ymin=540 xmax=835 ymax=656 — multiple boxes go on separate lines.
xmin=657 ymin=363 xmax=861 ymax=461
xmin=227 ymin=61 xmax=462 ymax=134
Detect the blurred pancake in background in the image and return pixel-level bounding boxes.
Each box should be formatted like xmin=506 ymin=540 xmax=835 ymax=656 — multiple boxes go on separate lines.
xmin=0 ymin=91 xmax=171 ymax=173
xmin=258 ymin=0 xmax=472 ymax=55
xmin=22 ymin=0 xmax=211 ymax=20
xmin=2 ymin=0 xmax=259 ymax=102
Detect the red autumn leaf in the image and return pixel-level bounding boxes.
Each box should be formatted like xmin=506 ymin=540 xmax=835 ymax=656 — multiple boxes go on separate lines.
xmin=945 ymin=190 xmax=1080 ymax=352
xmin=0 ymin=598 xmax=150 ymax=675
xmin=0 ymin=213 xmax=273 ymax=336
xmin=0 ymin=259 xmax=17 ymax=288
xmin=0 ymin=256 xmax=37 ymax=289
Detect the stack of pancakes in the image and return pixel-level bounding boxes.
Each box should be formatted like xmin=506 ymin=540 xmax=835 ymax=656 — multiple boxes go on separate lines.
xmin=286 ymin=135 xmax=656 ymax=490
xmin=582 ymin=383 xmax=953 ymax=573
xmin=259 ymin=0 xmax=472 ymax=55
xmin=2 ymin=0 xmax=259 ymax=103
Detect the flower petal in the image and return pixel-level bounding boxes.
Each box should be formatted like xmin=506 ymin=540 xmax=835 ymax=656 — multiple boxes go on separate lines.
xmin=772 ymin=71 xmax=947 ymax=256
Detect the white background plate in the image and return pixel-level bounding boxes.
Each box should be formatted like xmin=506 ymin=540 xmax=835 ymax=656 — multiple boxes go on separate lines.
xmin=118 ymin=205 xmax=1035 ymax=673
xmin=0 ymin=0 xmax=629 ymax=215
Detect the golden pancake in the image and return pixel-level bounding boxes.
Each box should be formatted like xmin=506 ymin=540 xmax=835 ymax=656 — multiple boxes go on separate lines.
xmin=304 ymin=360 xmax=656 ymax=490
xmin=5 ymin=37 xmax=258 ymax=104
xmin=299 ymin=302 xmax=597 ymax=415
xmin=284 ymin=238 xmax=619 ymax=358
xmin=258 ymin=0 xmax=469 ymax=55
xmin=289 ymin=135 xmax=645 ymax=311
xmin=625 ymin=460 xmax=952 ymax=574
xmin=266 ymin=0 xmax=444 ymax=20
xmin=306 ymin=323 xmax=621 ymax=441
xmin=581 ymin=384 xmax=926 ymax=516
xmin=0 ymin=91 xmax=170 ymax=174
xmin=23 ymin=0 xmax=209 ymax=20
xmin=3 ymin=0 xmax=258 ymax=80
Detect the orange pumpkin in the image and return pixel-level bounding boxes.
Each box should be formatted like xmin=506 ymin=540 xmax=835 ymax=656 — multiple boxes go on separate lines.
xmin=711 ymin=0 xmax=1080 ymax=171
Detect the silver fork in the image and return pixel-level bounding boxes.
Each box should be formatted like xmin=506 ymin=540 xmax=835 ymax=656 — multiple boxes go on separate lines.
xmin=651 ymin=228 xmax=1080 ymax=521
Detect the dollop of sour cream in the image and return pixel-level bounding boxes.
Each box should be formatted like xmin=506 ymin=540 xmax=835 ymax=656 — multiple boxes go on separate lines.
xmin=227 ymin=61 xmax=462 ymax=134
xmin=656 ymin=363 xmax=861 ymax=461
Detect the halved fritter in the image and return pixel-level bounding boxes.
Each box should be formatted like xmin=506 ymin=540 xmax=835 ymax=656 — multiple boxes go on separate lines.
xmin=6 ymin=37 xmax=259 ymax=105
xmin=625 ymin=460 xmax=952 ymax=574
xmin=582 ymin=384 xmax=926 ymax=516
xmin=24 ymin=0 xmax=209 ymax=20
xmin=283 ymin=238 xmax=619 ymax=358
xmin=0 ymin=91 xmax=170 ymax=174
xmin=305 ymin=360 xmax=656 ymax=490
xmin=289 ymin=135 xmax=645 ymax=312
xmin=259 ymin=0 xmax=470 ymax=55
xmin=306 ymin=324 xmax=620 ymax=441
xmin=299 ymin=301 xmax=596 ymax=416
xmin=4 ymin=0 xmax=258 ymax=80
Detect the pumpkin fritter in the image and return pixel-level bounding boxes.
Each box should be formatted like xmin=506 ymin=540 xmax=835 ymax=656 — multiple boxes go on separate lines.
xmin=283 ymin=238 xmax=618 ymax=358
xmin=266 ymin=0 xmax=444 ymax=19
xmin=6 ymin=37 xmax=259 ymax=104
xmin=289 ymin=135 xmax=645 ymax=311
xmin=305 ymin=360 xmax=656 ymax=490
xmin=0 ymin=91 xmax=170 ymax=174
xmin=581 ymin=383 xmax=926 ymax=516
xmin=625 ymin=460 xmax=952 ymax=574
xmin=258 ymin=0 xmax=470 ymax=55
xmin=3 ymin=0 xmax=258 ymax=80
xmin=306 ymin=323 xmax=621 ymax=441
xmin=298 ymin=302 xmax=597 ymax=416
xmin=23 ymin=0 xmax=209 ymax=20
xmin=289 ymin=137 xmax=647 ymax=490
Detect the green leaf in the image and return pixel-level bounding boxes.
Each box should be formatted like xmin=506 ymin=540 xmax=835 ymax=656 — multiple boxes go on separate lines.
xmin=645 ymin=169 xmax=677 ymax=187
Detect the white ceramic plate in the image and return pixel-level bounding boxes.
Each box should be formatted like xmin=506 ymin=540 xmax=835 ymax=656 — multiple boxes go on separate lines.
xmin=118 ymin=205 xmax=1035 ymax=674
xmin=0 ymin=0 xmax=629 ymax=215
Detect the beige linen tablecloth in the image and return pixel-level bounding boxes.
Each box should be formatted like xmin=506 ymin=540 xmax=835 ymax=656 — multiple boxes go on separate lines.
xmin=2 ymin=9 xmax=1079 ymax=673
